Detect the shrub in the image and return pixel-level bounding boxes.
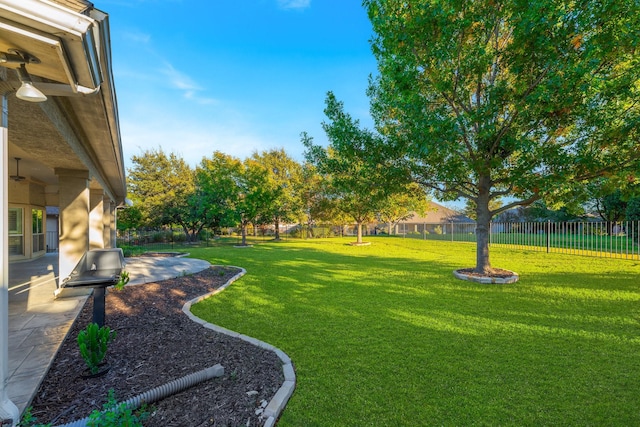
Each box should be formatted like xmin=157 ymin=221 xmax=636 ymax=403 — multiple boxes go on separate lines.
xmin=114 ymin=271 xmax=130 ymax=291
xmin=78 ymin=323 xmax=116 ymax=374
xmin=314 ymin=227 xmax=333 ymax=238
xmin=118 ymin=245 xmax=146 ymax=257
xmin=151 ymin=231 xmax=167 ymax=243
xmin=288 ymin=227 xmax=302 ymax=238
xmin=18 ymin=408 xmax=50 ymax=427
xmin=121 ymin=247 xmax=134 ymax=257
xmin=199 ymin=229 xmax=211 ymax=241
xmin=20 ymin=390 xmax=150 ymax=427
xmin=87 ymin=389 xmax=150 ymax=427
xmin=173 ymin=232 xmax=187 ymax=242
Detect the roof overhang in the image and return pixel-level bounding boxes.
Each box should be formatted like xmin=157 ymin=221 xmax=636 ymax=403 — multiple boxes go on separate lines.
xmin=0 ymin=0 xmax=126 ymax=204
xmin=0 ymin=0 xmax=101 ymax=89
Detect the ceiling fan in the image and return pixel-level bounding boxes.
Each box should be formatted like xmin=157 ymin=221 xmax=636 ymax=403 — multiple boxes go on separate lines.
xmin=10 ymin=157 xmax=26 ymax=182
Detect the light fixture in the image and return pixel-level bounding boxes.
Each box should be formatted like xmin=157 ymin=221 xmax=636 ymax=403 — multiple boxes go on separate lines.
xmin=15 ymin=64 xmax=47 ymax=103
xmin=0 ymin=50 xmax=47 ymax=103
xmin=10 ymin=157 xmax=26 ymax=182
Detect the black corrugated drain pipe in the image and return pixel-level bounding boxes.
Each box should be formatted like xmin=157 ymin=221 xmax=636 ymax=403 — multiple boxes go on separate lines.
xmin=53 ymin=364 xmax=224 ymax=427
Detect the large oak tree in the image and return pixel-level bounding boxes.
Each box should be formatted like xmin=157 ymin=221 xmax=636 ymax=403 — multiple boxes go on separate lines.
xmin=365 ymin=0 xmax=640 ymax=274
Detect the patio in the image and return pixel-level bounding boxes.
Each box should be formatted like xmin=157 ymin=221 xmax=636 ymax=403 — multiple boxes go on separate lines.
xmin=7 ymin=253 xmax=210 ymax=415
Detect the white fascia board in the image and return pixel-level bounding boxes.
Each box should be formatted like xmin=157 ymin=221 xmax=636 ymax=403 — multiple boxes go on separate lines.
xmin=0 ymin=0 xmax=93 ymax=33
xmin=0 ymin=0 xmax=102 ymax=88
xmin=0 ymin=17 xmax=76 ymax=88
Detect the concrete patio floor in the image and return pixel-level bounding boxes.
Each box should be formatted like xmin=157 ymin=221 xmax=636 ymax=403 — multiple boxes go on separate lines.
xmin=7 ymin=252 xmax=210 ymax=415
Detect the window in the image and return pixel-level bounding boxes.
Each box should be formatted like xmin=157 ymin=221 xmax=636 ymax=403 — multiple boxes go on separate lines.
xmin=9 ymin=207 xmax=23 ymax=255
xmin=32 ymin=208 xmax=45 ymax=253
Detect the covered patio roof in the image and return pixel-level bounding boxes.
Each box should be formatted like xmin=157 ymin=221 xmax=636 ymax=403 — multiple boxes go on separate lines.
xmin=0 ymin=0 xmax=126 ymax=203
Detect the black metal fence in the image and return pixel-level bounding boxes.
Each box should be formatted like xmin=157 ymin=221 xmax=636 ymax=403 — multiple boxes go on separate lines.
xmin=395 ymin=220 xmax=640 ymax=260
xmin=117 ymin=220 xmax=640 ymax=260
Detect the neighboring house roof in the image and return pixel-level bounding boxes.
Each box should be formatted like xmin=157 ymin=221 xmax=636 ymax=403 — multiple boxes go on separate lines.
xmin=402 ymin=201 xmax=474 ymax=224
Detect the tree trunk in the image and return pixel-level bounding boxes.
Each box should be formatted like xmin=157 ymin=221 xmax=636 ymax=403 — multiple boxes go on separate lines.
xmin=356 ymin=221 xmax=363 ymax=244
xmin=475 ymin=176 xmax=493 ymax=274
xmin=241 ymin=222 xmax=247 ymax=246
xmin=274 ymin=218 xmax=281 ymax=241
xmin=180 ymin=224 xmax=190 ymax=242
xmin=196 ymin=223 xmax=206 ymax=242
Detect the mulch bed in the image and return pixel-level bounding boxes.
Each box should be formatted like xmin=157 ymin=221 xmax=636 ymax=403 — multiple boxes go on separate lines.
xmin=455 ymin=267 xmax=517 ymax=278
xmin=29 ymin=266 xmax=284 ymax=426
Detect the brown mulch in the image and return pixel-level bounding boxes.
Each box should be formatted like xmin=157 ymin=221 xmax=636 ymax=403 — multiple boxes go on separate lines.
xmin=29 ymin=266 xmax=284 ymax=426
xmin=455 ymin=268 xmax=518 ymax=278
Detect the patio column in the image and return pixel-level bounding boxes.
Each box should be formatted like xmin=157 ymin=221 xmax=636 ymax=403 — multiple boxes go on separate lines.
xmin=103 ymin=196 xmax=112 ymax=248
xmin=56 ymin=169 xmax=90 ymax=285
xmin=110 ymin=204 xmax=117 ymax=250
xmin=0 ymin=95 xmax=19 ymax=426
xmin=89 ymin=189 xmax=105 ymax=250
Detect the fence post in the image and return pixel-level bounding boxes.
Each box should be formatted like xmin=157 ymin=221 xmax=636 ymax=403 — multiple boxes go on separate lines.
xmin=489 ymin=222 xmax=492 ymax=245
xmin=546 ymin=220 xmax=551 ymax=253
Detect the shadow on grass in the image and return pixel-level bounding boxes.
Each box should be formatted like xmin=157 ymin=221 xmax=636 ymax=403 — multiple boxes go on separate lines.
xmin=186 ymin=237 xmax=640 ymax=426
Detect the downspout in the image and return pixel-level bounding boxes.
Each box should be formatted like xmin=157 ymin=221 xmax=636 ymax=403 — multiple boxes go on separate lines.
xmin=53 ymin=365 xmax=224 ymax=427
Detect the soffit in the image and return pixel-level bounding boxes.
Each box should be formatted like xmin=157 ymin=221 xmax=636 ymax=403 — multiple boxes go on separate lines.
xmin=0 ymin=17 xmax=74 ymax=86
xmin=49 ymin=0 xmax=94 ymax=14
xmin=0 ymin=2 xmax=126 ymax=202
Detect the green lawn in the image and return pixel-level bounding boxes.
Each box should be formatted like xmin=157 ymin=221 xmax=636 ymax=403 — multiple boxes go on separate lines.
xmin=186 ymin=237 xmax=640 ymax=426
xmin=403 ymin=231 xmax=640 ymax=259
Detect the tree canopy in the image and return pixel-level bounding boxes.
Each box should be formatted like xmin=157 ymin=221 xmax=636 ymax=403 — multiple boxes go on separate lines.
xmin=365 ymin=0 xmax=640 ymax=273
xmin=304 ymin=92 xmax=403 ymax=244
xmin=251 ymin=148 xmax=303 ymax=240
xmin=127 ymin=148 xmax=203 ymax=239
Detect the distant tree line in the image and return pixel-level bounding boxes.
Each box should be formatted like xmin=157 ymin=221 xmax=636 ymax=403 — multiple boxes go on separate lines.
xmin=118 ymin=145 xmax=428 ymax=246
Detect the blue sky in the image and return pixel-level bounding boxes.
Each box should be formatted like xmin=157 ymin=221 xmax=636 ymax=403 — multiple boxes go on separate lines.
xmin=99 ymin=0 xmax=377 ymax=169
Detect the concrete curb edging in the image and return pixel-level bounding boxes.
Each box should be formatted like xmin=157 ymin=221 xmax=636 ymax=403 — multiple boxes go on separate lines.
xmin=453 ymin=269 xmax=520 ymax=284
xmin=182 ymin=266 xmax=296 ymax=427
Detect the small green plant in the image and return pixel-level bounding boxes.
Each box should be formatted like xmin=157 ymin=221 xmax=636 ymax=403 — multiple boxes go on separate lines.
xmin=77 ymin=323 xmax=116 ymax=374
xmin=173 ymin=232 xmax=187 ymax=242
xmin=114 ymin=270 xmax=130 ymax=290
xmin=18 ymin=407 xmax=50 ymax=427
xmin=151 ymin=231 xmax=167 ymax=243
xmin=87 ymin=389 xmax=150 ymax=427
